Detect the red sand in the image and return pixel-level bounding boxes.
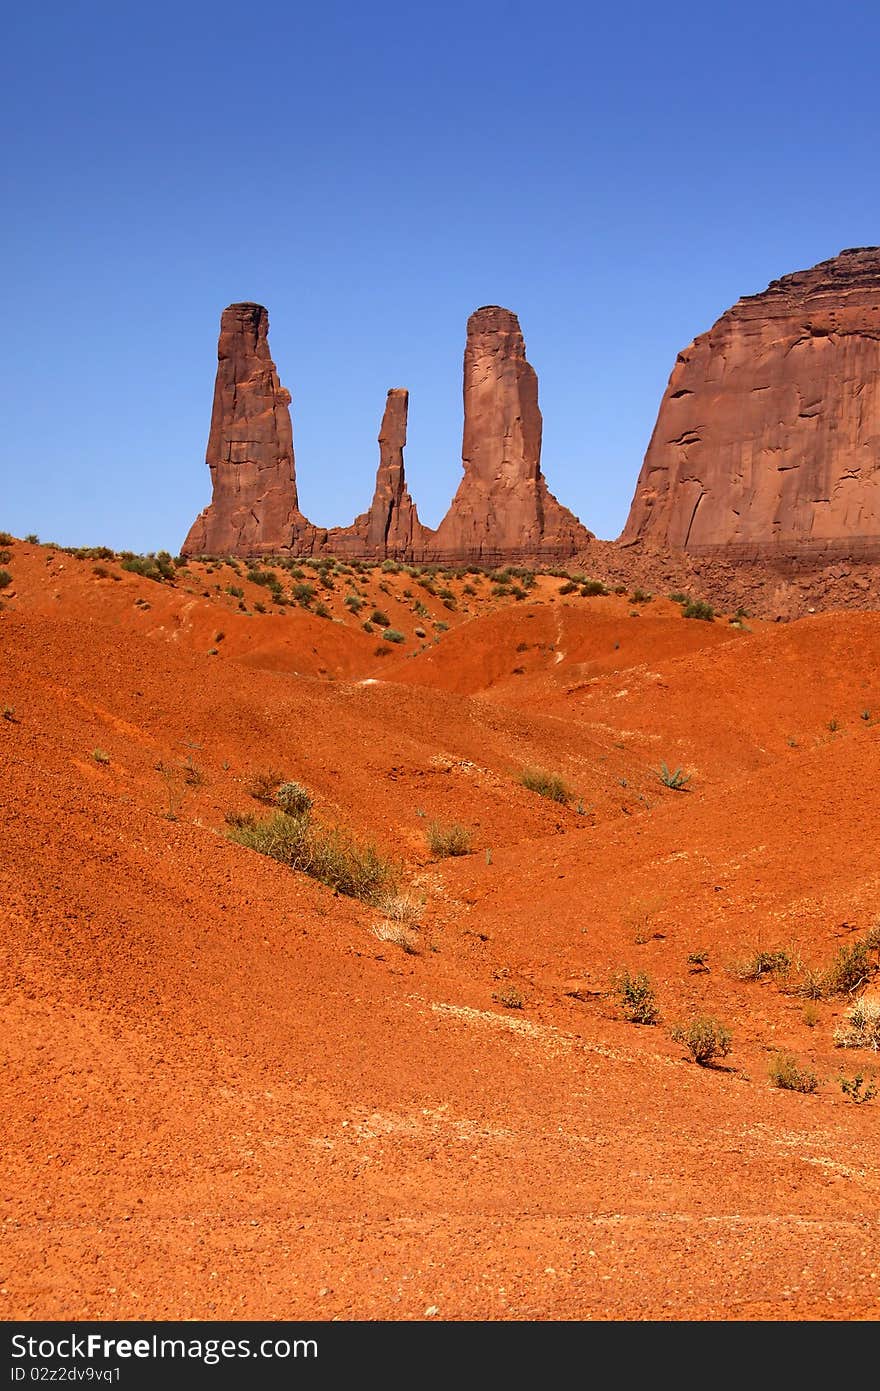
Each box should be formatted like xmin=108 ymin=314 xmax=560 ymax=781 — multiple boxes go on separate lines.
xmin=1 ymin=542 xmax=878 ymax=1320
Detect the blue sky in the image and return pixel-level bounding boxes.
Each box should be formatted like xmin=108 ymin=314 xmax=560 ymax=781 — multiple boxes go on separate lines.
xmin=2 ymin=1 xmax=878 ymax=550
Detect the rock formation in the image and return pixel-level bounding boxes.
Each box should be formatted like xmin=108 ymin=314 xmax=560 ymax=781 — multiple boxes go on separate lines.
xmin=622 ymin=247 xmax=880 ymax=556
xmin=182 ymin=302 xmax=591 ymax=564
xmin=182 ymin=302 xmax=317 ymax=558
xmin=431 ymin=307 xmax=592 ymax=562
xmin=346 ymin=389 xmax=427 ymax=558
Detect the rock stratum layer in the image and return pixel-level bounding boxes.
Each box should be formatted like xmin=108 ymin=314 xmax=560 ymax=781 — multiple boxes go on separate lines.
xmin=182 ymin=304 xmax=592 ymax=562
xmin=622 ymin=247 xmax=880 ymax=556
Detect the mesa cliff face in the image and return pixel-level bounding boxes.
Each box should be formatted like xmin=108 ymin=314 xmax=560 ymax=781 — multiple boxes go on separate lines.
xmin=622 ymin=247 xmax=880 ymax=556
xmin=181 ymin=303 xmax=590 ymax=562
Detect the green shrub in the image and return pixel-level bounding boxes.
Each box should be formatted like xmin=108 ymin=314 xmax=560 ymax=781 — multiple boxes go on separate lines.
xmin=839 ymin=1072 xmax=877 ymax=1104
xmin=631 ymin=588 xmax=653 ymax=604
xmin=275 ymin=781 xmax=313 ymax=816
xmin=344 ymin=594 xmax=363 ymax=612
xmin=657 ymin=762 xmax=691 ymax=790
xmin=671 ymin=1016 xmax=732 ymax=1065
xmin=371 ymin=608 xmax=391 ymax=627
xmin=494 ymin=987 xmax=524 ymax=1010
xmin=228 ymin=811 xmax=395 ymax=903
xmin=731 ymin=948 xmax=791 ymax=982
xmin=426 ymin=821 xmax=471 ymax=857
xmin=615 ymin=970 xmax=659 ymax=1025
xmin=682 ymin=599 xmax=714 ymax=622
xmin=824 ymin=940 xmax=878 ymax=997
xmin=0 ymin=532 xmax=13 ymax=546
xmin=581 ymin=580 xmax=608 ymax=596
xmin=382 ymin=628 xmax=405 ymax=644
xmin=314 ymin=602 xmax=331 ymax=619
xmin=558 ymin=581 xmax=578 ymax=596
xmin=520 ymin=767 xmax=571 ymax=804
xmin=669 ymin=592 xmax=689 ymax=605
xmin=769 ymin=1053 xmax=818 ymax=1093
xmin=0 ymin=570 xmax=12 ymax=589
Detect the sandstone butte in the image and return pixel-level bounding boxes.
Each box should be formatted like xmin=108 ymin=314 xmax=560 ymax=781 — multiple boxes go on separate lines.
xmin=182 ymin=304 xmax=594 ymax=564
xmin=621 ymin=247 xmax=880 ymax=558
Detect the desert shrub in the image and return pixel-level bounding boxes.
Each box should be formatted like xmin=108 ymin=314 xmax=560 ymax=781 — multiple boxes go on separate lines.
xmin=24 ymin=534 xmax=39 ymax=544
xmin=494 ymin=987 xmax=524 ymax=1009
xmin=433 ymin=621 xmax=449 ymax=633
xmin=224 ymin=810 xmax=257 ymax=830
xmin=373 ymin=921 xmax=420 ymax=954
xmin=226 ymin=584 xmax=244 ymax=598
xmin=376 ymin=891 xmax=423 ymax=927
xmin=682 ymin=599 xmax=714 ymax=622
xmin=92 ymin=749 xmax=110 ymax=765
xmin=0 ymin=568 xmax=14 ymax=588
xmin=344 ymin=594 xmax=363 ymax=612
xmin=426 ymin=821 xmax=471 ymax=857
xmin=228 ymin=811 xmax=395 ymax=903
xmin=362 ymin=621 xmax=374 ymax=634
xmin=314 ymin=602 xmax=331 ymax=619
xmin=520 ymin=767 xmax=571 ymax=804
xmin=371 ymin=608 xmax=391 ymax=627
xmin=253 ymin=601 xmax=267 ymax=613
xmin=839 ymin=1072 xmax=877 ymax=1103
xmin=558 ymin=581 xmax=578 ymax=596
xmin=824 ymin=940 xmax=878 ymax=997
xmin=731 ymin=948 xmax=791 ymax=982
xmin=769 ymin=1053 xmax=818 ymax=1093
xmin=0 ymin=550 xmax=11 ymax=565
xmin=492 ymin=584 xmax=511 ymax=598
xmin=834 ymin=997 xmax=880 ymax=1050
xmin=615 ymin=970 xmax=659 ymax=1025
xmin=687 ymin=949 xmax=710 ymax=972
xmin=275 ymin=781 xmax=313 ymax=816
xmin=657 ymin=762 xmax=691 ymax=790
xmin=382 ymin=628 xmax=405 ymax=644
xmin=581 ymin=580 xmax=607 ymax=596
xmin=120 ymin=553 xmax=175 ymax=583
xmin=293 ymin=582 xmax=314 ymax=603
xmin=0 ymin=532 xmax=13 ymax=546
xmin=631 ymin=588 xmax=653 ymax=604
xmin=669 ymin=592 xmax=689 ymax=605
xmin=671 ymin=1016 xmax=732 ymax=1065
xmin=247 ymin=768 xmax=287 ymax=803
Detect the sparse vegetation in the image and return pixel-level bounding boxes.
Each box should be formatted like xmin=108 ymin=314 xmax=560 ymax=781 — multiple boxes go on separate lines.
xmin=494 ymin=987 xmax=524 ymax=1009
xmin=520 ymin=767 xmax=571 ymax=804
xmin=631 ymin=588 xmax=653 ymax=604
xmin=615 ymin=970 xmax=659 ymax=1025
xmin=371 ymin=609 xmax=391 ymax=627
xmin=823 ymin=939 xmax=878 ymax=997
xmin=92 ymin=748 xmax=110 ymax=765
xmin=671 ymin=1016 xmax=732 ymax=1066
xmin=0 ymin=570 xmax=12 ymax=589
xmin=275 ymin=781 xmax=313 ymax=816
xmin=730 ymin=948 xmax=791 ymax=982
xmin=839 ymin=1071 xmax=877 ymax=1104
xmin=382 ymin=628 xmax=405 ymax=644
xmin=247 ymin=768 xmax=287 ymax=803
xmin=687 ymin=950 xmax=710 ymax=973
xmin=768 ymin=1053 xmax=818 ymax=1094
xmin=657 ymin=762 xmax=691 ymax=790
xmin=580 ymin=580 xmax=608 ymax=596
xmin=228 ymin=811 xmax=395 ymax=904
xmin=426 ymin=821 xmax=471 ymax=857
xmin=834 ymin=997 xmax=880 ymax=1050
xmin=682 ymin=599 xmax=714 ymax=622
xmin=374 ymin=921 xmax=420 ymax=955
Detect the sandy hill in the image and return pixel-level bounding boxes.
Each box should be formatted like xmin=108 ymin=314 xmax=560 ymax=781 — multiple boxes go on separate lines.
xmin=1 ymin=537 xmax=879 ymax=1320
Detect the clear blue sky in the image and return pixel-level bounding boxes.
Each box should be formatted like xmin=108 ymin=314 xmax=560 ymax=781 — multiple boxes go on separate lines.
xmin=2 ymin=1 xmax=878 ymax=551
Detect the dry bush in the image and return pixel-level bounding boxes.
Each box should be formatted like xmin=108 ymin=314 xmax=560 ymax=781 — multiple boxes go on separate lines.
xmin=834 ymin=997 xmax=880 ymax=1050
xmin=520 ymin=767 xmax=571 ymax=804
xmin=373 ymin=921 xmax=420 ymax=955
xmin=730 ymin=948 xmax=791 ymax=982
xmin=671 ymin=1016 xmax=732 ymax=1066
xmin=228 ymin=811 xmax=395 ymax=904
xmin=768 ymin=1053 xmax=818 ymax=1093
xmin=375 ymin=891 xmax=423 ymax=927
xmin=615 ymin=970 xmax=659 ymax=1025
xmin=426 ymin=821 xmax=471 ymax=857
xmin=247 ymin=768 xmax=287 ymax=803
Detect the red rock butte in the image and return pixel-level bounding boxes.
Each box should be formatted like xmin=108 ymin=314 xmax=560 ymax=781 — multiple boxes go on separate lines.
xmin=182 ymin=304 xmax=594 ymax=563
xmin=622 ymin=247 xmax=880 ymax=559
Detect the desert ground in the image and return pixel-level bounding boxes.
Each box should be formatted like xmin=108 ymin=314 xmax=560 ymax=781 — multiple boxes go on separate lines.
xmin=1 ymin=538 xmax=878 ymax=1320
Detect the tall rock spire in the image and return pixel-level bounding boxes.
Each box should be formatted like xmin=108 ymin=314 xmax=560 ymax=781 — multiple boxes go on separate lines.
xmin=182 ymin=302 xmax=315 ymax=556
xmin=431 ymin=306 xmax=592 ymax=562
xmin=349 ymin=388 xmax=426 ymax=557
